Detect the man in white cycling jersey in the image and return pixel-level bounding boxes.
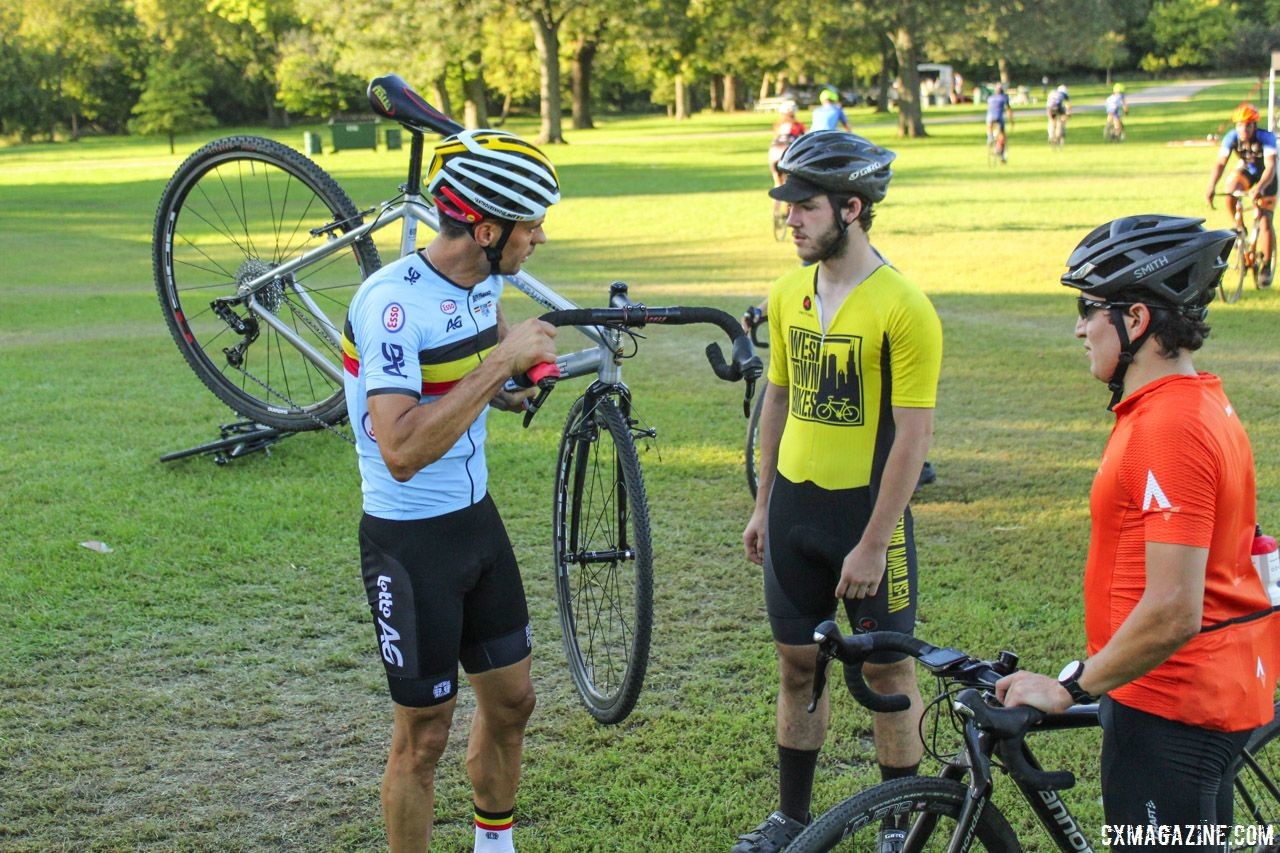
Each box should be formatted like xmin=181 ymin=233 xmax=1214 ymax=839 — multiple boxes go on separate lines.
xmin=342 ymin=129 xmax=560 ymax=853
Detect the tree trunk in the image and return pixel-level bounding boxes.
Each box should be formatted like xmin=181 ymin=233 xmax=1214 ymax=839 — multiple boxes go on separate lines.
xmin=531 ymin=15 xmax=565 ymax=143
xmin=69 ymin=111 xmax=79 ymax=141
xmin=168 ymin=129 xmax=175 ymax=154
xmin=494 ymin=92 xmax=512 ymax=127
xmin=723 ymin=75 xmax=738 ymax=112
xmin=759 ymin=72 xmax=771 ymax=103
xmin=876 ymin=41 xmax=893 ymax=113
xmin=709 ymin=77 xmax=721 ymax=111
xmin=998 ymin=57 xmax=1010 ymax=86
xmin=891 ymin=26 xmax=926 ymax=138
xmin=572 ymin=37 xmax=597 ymax=130
xmin=674 ymin=73 xmax=688 ymax=119
xmin=431 ymin=73 xmax=452 ymax=120
xmin=463 ymin=50 xmax=489 ymax=128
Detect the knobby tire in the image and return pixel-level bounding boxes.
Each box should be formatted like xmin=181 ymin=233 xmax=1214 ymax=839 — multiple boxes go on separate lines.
xmin=553 ymin=395 xmax=653 ymax=724
xmin=745 ymin=389 xmax=765 ymax=499
xmin=1231 ymin=703 xmax=1280 ymax=852
xmin=153 ymin=136 xmax=381 ymax=429
xmin=788 ymin=777 xmax=1023 ymax=852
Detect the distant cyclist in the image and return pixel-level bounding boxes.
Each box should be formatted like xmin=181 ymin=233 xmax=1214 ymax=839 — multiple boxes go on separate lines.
xmin=1046 ymin=84 xmax=1071 ymax=144
xmin=1206 ymin=103 xmax=1276 ymax=287
xmin=769 ymin=101 xmax=806 ymax=190
xmin=1104 ymin=83 xmax=1128 ymax=141
xmin=985 ymin=83 xmax=1013 ymax=162
xmin=810 ymin=87 xmax=851 ymax=133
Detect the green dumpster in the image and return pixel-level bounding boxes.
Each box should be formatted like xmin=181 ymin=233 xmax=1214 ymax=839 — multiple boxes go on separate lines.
xmin=385 ymin=128 xmax=402 ymax=151
xmin=302 ymin=131 xmax=322 ymax=155
xmin=331 ymin=122 xmax=377 ymax=152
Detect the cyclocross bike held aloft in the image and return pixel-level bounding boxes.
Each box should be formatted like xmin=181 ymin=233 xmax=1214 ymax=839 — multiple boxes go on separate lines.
xmin=150 ymin=73 xmax=763 ymax=725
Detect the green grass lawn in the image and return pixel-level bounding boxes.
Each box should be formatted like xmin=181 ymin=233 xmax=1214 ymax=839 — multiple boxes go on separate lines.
xmin=3 ymin=78 xmax=1278 ymax=850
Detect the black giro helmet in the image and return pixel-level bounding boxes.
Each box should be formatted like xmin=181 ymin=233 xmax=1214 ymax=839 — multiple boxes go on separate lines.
xmin=769 ymin=130 xmax=896 ymax=203
xmin=1061 ymin=215 xmax=1233 ymax=309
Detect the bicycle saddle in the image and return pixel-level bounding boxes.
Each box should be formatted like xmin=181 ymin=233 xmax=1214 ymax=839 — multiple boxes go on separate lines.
xmin=367 ymin=74 xmax=463 ymax=137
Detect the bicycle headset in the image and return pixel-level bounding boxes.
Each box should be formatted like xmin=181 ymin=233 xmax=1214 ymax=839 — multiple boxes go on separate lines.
xmin=1060 ymin=214 xmax=1233 ymax=409
xmin=767 ymin=131 xmax=896 ymax=261
xmin=426 ymin=129 xmax=561 ymax=273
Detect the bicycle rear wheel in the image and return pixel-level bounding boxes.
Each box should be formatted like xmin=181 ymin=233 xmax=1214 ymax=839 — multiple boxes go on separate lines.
xmin=788 ymin=777 xmax=1023 ymax=852
xmin=1222 ymin=233 xmax=1247 ymax=304
xmin=153 ymin=136 xmax=381 ymax=429
xmin=1231 ymin=705 xmax=1280 ymax=851
xmin=745 ymin=389 xmax=765 ymax=499
xmin=553 ymin=394 xmax=653 ymax=724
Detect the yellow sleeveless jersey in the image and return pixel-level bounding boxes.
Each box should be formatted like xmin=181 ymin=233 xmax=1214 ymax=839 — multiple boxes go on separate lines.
xmin=767 ymin=263 xmax=942 ymax=491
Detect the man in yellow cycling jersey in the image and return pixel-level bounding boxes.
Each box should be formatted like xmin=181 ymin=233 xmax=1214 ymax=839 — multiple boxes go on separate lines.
xmin=734 ymin=131 xmax=943 ymax=853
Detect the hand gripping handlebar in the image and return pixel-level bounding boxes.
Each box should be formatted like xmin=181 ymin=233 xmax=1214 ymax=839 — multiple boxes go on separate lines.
xmin=513 ymin=304 xmax=764 ymax=412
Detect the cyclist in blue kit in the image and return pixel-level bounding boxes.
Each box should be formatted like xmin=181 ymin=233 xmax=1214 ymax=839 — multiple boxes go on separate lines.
xmin=986 ymin=83 xmax=1012 ymax=162
xmin=1206 ymin=103 xmax=1277 ymax=287
xmin=342 ymin=128 xmax=560 ymax=853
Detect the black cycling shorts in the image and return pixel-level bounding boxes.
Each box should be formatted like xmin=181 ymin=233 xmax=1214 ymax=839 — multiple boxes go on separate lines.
xmin=764 ymin=474 xmax=918 ymax=660
xmin=358 ymin=494 xmax=531 ymax=708
xmin=1099 ymin=696 xmax=1251 ymax=849
xmin=1236 ymin=166 xmax=1279 ymax=199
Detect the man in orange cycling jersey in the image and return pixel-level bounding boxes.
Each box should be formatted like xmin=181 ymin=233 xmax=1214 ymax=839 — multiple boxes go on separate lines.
xmin=1206 ymin=103 xmax=1277 ymax=286
xmin=997 ymin=215 xmax=1280 ymax=843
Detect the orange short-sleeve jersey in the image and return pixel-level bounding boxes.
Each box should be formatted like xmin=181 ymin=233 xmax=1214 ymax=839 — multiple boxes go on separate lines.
xmin=1084 ymin=373 xmax=1277 ymax=731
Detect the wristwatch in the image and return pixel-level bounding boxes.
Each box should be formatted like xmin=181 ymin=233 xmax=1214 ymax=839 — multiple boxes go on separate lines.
xmin=1057 ymin=660 xmax=1097 ymax=705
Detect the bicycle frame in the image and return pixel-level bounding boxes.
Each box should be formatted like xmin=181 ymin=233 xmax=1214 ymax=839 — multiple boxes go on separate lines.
xmin=926 ymin=705 xmax=1100 ymax=853
xmin=217 ymin=133 xmax=612 ymax=389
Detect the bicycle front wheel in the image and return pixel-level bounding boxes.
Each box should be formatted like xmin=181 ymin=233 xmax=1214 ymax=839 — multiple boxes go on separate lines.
xmin=1222 ymin=233 xmax=1247 ymax=304
xmin=788 ymin=777 xmax=1023 ymax=852
xmin=745 ymin=389 xmax=765 ymax=499
xmin=1231 ymin=705 xmax=1280 ymax=851
xmin=553 ymin=394 xmax=654 ymax=724
xmin=153 ymin=136 xmax=382 ymax=429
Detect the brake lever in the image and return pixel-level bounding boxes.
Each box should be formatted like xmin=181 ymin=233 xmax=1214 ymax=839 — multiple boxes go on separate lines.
xmin=521 ymin=385 xmax=553 ymax=429
xmin=807 ymin=645 xmax=834 ymax=713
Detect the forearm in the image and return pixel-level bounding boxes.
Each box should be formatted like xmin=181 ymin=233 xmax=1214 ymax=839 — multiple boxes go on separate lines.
xmin=1077 ymin=597 xmax=1197 ymax=698
xmin=1078 ymin=542 xmax=1206 ymax=698
xmin=1207 ymin=161 xmax=1227 ymax=191
xmin=378 ymin=358 xmax=512 ymax=478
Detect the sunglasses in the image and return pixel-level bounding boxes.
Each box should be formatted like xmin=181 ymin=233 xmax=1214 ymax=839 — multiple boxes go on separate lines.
xmin=1076 ymin=296 xmax=1136 ymax=319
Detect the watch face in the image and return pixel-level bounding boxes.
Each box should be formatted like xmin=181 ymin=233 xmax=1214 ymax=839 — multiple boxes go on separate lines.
xmin=1058 ymin=660 xmax=1082 ymax=682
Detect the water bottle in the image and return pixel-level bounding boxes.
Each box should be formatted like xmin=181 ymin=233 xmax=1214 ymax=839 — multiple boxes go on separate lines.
xmin=1252 ymin=524 xmax=1280 ymax=607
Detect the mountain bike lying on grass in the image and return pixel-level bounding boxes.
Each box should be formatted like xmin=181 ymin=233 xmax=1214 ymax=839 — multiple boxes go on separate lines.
xmin=787 ymin=622 xmax=1280 ymax=851
xmin=150 ymin=73 xmax=763 ymax=724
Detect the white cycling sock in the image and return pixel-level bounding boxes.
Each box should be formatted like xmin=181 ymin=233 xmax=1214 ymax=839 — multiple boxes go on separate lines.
xmin=474 ymin=807 xmax=516 ymax=853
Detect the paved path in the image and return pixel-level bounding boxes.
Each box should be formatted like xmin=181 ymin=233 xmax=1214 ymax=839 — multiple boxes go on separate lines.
xmin=927 ymin=78 xmax=1231 ymax=124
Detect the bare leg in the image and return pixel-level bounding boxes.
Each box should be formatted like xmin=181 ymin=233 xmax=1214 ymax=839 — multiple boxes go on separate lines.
xmin=383 ymin=700 xmax=456 ymax=853
xmin=776 ymin=642 xmax=827 ymax=751
xmin=466 ymin=656 xmax=536 ymax=814
xmin=863 ymin=658 xmax=924 ymax=769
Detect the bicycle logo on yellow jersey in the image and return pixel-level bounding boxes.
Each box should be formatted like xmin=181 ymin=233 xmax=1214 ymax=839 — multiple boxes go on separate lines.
xmin=787 ymin=327 xmax=864 ymax=426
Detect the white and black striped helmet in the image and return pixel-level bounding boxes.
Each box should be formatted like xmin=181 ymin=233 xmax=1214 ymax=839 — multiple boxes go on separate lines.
xmin=427 ymin=130 xmax=560 ymax=224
